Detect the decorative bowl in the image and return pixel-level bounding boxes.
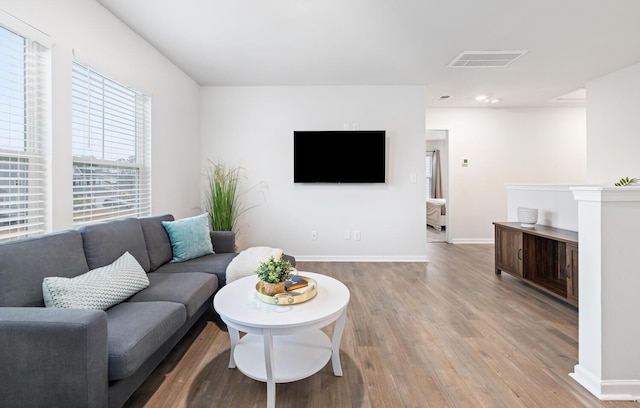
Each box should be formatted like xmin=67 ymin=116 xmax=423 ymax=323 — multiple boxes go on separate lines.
xmin=517 ymin=207 xmax=538 ymax=228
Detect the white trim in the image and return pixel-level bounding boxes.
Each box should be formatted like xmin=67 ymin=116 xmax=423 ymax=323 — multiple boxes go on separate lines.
xmin=571 ymin=365 xmax=640 ymax=401
xmin=571 ymin=186 xmax=640 ymax=202
xmin=293 ymin=255 xmax=428 ymax=262
xmin=570 ymin=365 xmax=602 ymax=399
xmin=505 ymin=183 xmax=594 ymax=192
xmin=451 ymin=238 xmax=494 ymax=244
xmin=0 ymin=10 xmax=54 ymax=48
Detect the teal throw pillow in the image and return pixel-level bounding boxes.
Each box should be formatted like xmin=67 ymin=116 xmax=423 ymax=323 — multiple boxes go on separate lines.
xmin=162 ymin=213 xmax=214 ymax=263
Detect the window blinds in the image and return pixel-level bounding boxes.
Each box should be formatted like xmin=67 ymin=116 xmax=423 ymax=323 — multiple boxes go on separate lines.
xmin=425 ymin=153 xmax=432 ymax=199
xmin=71 ymin=63 xmax=151 ymax=226
xmin=0 ymin=26 xmax=50 ymax=241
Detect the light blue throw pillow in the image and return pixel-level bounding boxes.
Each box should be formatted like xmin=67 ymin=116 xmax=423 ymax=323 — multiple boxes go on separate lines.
xmin=161 ymin=213 xmax=214 ymax=263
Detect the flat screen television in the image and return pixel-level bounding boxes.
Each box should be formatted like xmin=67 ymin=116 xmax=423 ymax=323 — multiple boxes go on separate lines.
xmin=294 ymin=130 xmax=386 ymax=183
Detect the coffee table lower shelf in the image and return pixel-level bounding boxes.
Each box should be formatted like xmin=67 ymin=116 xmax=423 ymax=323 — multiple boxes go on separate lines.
xmin=234 ymin=330 xmax=332 ymax=383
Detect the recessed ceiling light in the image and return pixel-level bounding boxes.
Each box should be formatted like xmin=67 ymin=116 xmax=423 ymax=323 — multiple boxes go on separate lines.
xmin=475 ymin=95 xmax=488 ymax=101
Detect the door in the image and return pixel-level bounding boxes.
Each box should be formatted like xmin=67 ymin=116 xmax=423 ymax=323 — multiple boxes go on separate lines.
xmin=495 ymin=224 xmax=523 ymax=277
xmin=425 ymin=130 xmax=448 ymax=243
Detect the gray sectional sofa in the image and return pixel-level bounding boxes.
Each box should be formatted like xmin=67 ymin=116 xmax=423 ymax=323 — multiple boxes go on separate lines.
xmin=0 ymin=213 xmax=272 ymax=408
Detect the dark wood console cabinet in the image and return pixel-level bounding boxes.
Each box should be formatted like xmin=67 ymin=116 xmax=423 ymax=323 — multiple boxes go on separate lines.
xmin=494 ymin=222 xmax=578 ymax=306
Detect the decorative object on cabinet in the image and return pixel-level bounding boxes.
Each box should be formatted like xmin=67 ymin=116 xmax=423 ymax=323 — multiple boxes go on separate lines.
xmin=494 ymin=222 xmax=578 ymax=306
xmin=516 ymin=207 xmax=538 ymax=228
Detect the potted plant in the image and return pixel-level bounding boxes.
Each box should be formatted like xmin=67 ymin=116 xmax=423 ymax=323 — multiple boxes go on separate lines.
xmin=205 ymin=160 xmax=266 ymax=237
xmin=255 ymin=256 xmax=292 ymax=296
xmin=205 ymin=160 xmax=244 ymax=232
xmin=614 ymin=177 xmax=639 ymax=186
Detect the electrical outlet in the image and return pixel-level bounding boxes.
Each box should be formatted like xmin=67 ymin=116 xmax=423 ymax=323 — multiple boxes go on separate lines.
xmin=311 ymin=230 xmax=317 ymax=240
xmin=353 ymin=230 xmax=361 ymax=241
xmin=344 ymin=230 xmax=351 ymax=240
xmin=409 ymin=173 xmax=417 ymax=183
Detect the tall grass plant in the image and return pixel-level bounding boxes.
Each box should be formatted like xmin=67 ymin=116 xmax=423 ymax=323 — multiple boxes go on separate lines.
xmin=205 ymin=160 xmax=248 ymax=231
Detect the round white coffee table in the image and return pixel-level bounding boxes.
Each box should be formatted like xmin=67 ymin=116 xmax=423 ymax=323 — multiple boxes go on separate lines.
xmin=213 ymin=272 xmax=350 ymax=408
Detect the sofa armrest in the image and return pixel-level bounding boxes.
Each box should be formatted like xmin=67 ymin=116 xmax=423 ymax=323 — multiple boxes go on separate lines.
xmin=210 ymin=231 xmax=235 ymax=253
xmin=0 ymin=307 xmax=108 ymax=408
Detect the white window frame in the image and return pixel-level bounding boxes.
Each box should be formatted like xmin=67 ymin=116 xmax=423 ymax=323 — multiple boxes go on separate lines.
xmin=425 ymin=152 xmax=433 ymax=199
xmin=71 ymin=62 xmax=151 ymax=226
xmin=0 ymin=13 xmax=52 ymax=241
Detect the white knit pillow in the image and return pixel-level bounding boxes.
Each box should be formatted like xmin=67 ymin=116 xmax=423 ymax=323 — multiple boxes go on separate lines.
xmin=42 ymin=252 xmax=150 ymax=310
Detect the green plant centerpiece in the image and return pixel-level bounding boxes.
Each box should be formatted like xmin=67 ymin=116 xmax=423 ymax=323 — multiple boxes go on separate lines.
xmin=255 ymin=256 xmax=292 ymax=296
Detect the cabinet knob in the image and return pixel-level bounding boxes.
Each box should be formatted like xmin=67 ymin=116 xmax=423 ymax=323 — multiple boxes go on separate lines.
xmin=566 ymin=265 xmax=571 ymax=279
xmin=517 ymin=248 xmax=522 ymax=260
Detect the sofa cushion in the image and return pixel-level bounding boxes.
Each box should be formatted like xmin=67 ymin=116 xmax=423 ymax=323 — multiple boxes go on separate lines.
xmin=43 ymin=252 xmax=149 ymax=310
xmin=128 ymin=272 xmax=217 ymax=318
xmin=0 ymin=230 xmax=89 ymax=307
xmin=140 ymin=214 xmax=175 ymax=271
xmin=162 ymin=213 xmax=214 ymax=263
xmin=154 ymin=252 xmax=237 ymax=286
xmin=106 ymin=301 xmax=186 ymax=380
xmin=80 ymin=218 xmax=151 ymax=272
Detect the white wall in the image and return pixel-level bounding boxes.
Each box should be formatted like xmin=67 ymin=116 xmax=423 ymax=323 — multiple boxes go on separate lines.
xmin=587 ymin=61 xmax=640 ymax=184
xmin=506 ymin=184 xmax=579 ymax=231
xmin=569 ymin=60 xmax=640 ymax=400
xmin=1 ymin=0 xmax=202 ymax=231
xmin=200 ymin=86 xmax=427 ymax=261
xmin=571 ymin=187 xmax=640 ymax=400
xmin=425 ymin=108 xmax=587 ymax=243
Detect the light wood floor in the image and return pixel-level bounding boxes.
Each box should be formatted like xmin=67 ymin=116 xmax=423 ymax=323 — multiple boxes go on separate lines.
xmin=124 ymin=243 xmax=639 ymax=408
xmin=427 ymin=226 xmax=446 ymax=243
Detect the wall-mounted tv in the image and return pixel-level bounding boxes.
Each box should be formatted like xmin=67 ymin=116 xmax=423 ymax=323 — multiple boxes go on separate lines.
xmin=294 ymin=130 xmax=386 ymax=183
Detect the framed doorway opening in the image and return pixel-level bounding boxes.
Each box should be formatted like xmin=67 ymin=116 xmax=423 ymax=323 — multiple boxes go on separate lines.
xmin=426 ymin=130 xmax=449 ymax=243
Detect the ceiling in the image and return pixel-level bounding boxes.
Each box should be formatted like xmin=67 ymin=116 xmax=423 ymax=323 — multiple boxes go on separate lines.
xmin=97 ymin=0 xmax=640 ymax=108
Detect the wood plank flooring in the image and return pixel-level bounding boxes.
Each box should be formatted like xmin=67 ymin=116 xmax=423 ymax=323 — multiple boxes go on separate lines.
xmin=124 ymin=243 xmax=639 ymax=408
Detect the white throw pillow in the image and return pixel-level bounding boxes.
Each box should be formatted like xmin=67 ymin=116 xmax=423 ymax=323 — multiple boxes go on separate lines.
xmin=225 ymin=246 xmax=284 ymax=284
xmin=42 ymin=251 xmax=150 ymax=310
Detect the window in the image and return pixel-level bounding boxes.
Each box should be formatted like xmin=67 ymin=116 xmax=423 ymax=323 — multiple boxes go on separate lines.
xmin=425 ymin=152 xmax=432 ymax=199
xmin=0 ymin=24 xmax=50 ymax=241
xmin=72 ymin=63 xmax=151 ymax=226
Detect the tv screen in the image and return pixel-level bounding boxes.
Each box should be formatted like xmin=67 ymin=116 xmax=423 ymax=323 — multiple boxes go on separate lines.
xmin=294 ymin=130 xmax=386 ymax=183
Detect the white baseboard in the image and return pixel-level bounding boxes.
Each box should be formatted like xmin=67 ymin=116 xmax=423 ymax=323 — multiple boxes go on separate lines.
xmin=450 ymin=238 xmax=494 ymax=244
xmin=293 ymin=255 xmax=428 ymax=262
xmin=571 ymin=364 xmax=640 ymax=401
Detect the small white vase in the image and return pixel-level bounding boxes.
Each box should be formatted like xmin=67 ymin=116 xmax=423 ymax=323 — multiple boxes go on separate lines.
xmin=517 ymin=207 xmax=538 ymax=228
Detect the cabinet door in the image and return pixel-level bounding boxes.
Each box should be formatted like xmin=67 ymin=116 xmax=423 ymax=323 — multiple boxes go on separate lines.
xmin=495 ymin=225 xmax=523 ymax=277
xmin=566 ymin=242 xmax=579 ymax=303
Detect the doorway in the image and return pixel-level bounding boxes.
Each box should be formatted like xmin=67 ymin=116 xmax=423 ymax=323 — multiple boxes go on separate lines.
xmin=425 ymin=130 xmax=449 ymax=243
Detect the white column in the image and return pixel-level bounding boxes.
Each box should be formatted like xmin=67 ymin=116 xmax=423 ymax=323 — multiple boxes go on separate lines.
xmin=571 ymin=186 xmax=640 ymax=400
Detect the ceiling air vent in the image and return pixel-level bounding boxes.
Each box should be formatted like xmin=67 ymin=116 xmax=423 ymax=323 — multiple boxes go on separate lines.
xmin=448 ymin=50 xmax=528 ymax=68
